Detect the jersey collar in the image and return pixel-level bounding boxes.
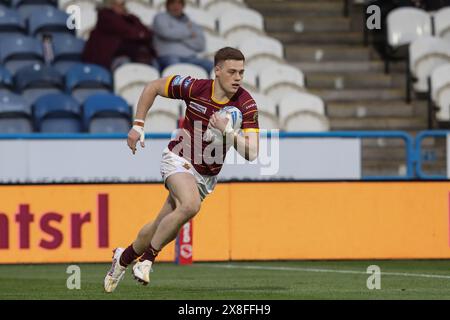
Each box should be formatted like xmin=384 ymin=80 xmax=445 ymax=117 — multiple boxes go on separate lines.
xmin=211 ymin=80 xmax=230 ymax=105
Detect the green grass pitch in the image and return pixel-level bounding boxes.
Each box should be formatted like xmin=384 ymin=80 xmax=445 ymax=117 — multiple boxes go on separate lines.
xmin=1 ymin=260 xmax=450 ymax=300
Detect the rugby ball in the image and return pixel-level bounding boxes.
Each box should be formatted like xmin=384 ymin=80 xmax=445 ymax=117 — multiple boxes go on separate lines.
xmin=204 ymin=106 xmax=242 ymax=145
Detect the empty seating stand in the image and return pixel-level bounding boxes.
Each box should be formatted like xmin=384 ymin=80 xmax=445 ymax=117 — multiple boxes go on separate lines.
xmin=0 ymin=35 xmax=44 ymax=74
xmin=66 ymin=63 xmax=113 ymax=103
xmin=33 ymin=92 xmax=82 ymax=133
xmin=83 ymin=93 xmax=131 ymax=133
xmin=0 ymin=91 xmax=33 ymax=133
xmin=15 ymin=63 xmax=63 ymax=104
xmin=51 ymin=33 xmax=85 ymax=73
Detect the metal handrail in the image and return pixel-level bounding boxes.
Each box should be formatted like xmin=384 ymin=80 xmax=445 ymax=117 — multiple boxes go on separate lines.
xmin=414 ymin=130 xmax=448 ymax=180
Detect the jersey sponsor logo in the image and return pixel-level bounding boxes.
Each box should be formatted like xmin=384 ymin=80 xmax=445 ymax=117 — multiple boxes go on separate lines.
xmin=245 ymin=103 xmax=257 ymax=110
xmin=183 ymin=77 xmax=193 ymax=88
xmin=173 ymin=75 xmax=188 ymax=86
xmin=189 ymin=101 xmax=208 ymax=114
xmin=253 ymin=111 xmax=258 ymax=122
xmin=172 ymin=75 xmax=183 ymax=86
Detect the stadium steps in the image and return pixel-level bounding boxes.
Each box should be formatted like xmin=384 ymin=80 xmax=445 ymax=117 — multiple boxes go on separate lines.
xmin=361 ymin=133 xmax=443 ymax=149
xmin=326 ymin=100 xmax=420 ymax=118
xmin=246 ymin=1 xmax=345 ymax=16
xmin=362 ymin=147 xmax=409 ymax=161
xmin=318 ymin=131 xmax=438 ymax=147
xmin=419 ymin=164 xmax=447 ymax=176
xmin=362 ymin=161 xmax=446 ymax=177
xmin=286 ymin=46 xmax=371 ymax=62
xmin=361 ymin=161 xmax=410 ymax=177
xmin=310 ymin=88 xmax=405 ymax=102
xmin=330 ymin=117 xmax=427 ymax=131
xmin=307 ymin=73 xmax=395 ymax=89
xmin=362 ymin=146 xmax=445 ymax=161
xmin=273 ymin=31 xmax=363 ymax=45
xmin=362 ymin=138 xmax=412 ymax=147
xmin=264 ymin=16 xmax=351 ymax=33
xmin=248 ymin=0 xmax=427 ymax=131
xmin=247 ymin=0 xmax=440 ymax=177
xmin=291 ymin=60 xmax=407 ymax=73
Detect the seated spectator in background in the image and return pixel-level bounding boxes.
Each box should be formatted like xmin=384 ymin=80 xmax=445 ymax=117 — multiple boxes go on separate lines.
xmin=82 ymin=0 xmax=158 ymax=70
xmin=153 ymin=0 xmax=213 ymax=74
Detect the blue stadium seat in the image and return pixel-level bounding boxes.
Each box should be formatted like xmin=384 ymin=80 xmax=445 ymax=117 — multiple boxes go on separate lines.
xmin=0 ymin=6 xmax=26 ymax=35
xmin=0 ymin=91 xmax=33 ymax=133
xmin=28 ymin=6 xmax=73 ymax=37
xmin=33 ymin=93 xmax=82 ymax=133
xmin=0 ymin=35 xmax=44 ymax=74
xmin=66 ymin=63 xmax=113 ymax=103
xmin=0 ymin=65 xmax=13 ymax=90
xmin=15 ymin=63 xmax=62 ymax=89
xmin=15 ymin=63 xmax=63 ymax=104
xmin=12 ymin=0 xmax=56 ymax=6
xmin=14 ymin=3 xmax=56 ymax=20
xmin=53 ymin=60 xmax=79 ymax=74
xmin=51 ymin=34 xmax=84 ymax=72
xmin=52 ymin=34 xmax=84 ymax=61
xmin=83 ymin=93 xmax=131 ymax=133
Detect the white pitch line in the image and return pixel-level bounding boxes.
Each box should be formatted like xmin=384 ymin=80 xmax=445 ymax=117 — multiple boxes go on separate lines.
xmin=199 ymin=263 xmax=450 ymax=280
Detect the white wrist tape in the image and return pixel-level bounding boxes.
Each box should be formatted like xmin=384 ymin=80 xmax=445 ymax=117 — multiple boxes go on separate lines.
xmin=132 ymin=125 xmax=145 ymax=143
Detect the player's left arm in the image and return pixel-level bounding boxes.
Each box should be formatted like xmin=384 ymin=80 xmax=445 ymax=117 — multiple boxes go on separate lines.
xmin=209 ymin=113 xmax=259 ymax=161
xmin=232 ymin=130 xmax=259 ymax=162
xmin=234 ymin=100 xmax=260 ymax=161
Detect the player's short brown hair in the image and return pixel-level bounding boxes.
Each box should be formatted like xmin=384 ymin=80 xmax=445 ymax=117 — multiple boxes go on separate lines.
xmin=103 ymin=0 xmax=124 ymax=7
xmin=214 ymin=47 xmax=245 ymax=66
xmin=166 ymin=0 xmax=185 ymax=8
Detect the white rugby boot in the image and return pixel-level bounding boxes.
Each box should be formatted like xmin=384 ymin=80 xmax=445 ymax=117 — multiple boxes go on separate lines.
xmin=104 ymin=248 xmax=126 ymax=293
xmin=132 ymin=260 xmax=153 ymax=285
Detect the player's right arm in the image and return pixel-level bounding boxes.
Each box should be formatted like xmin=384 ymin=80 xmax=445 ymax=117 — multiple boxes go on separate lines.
xmin=127 ymin=76 xmax=173 ymax=155
xmin=133 ymin=77 xmax=172 ymax=121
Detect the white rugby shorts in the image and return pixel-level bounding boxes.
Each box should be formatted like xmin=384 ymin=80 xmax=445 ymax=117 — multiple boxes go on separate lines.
xmin=160 ymin=147 xmax=218 ymax=201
